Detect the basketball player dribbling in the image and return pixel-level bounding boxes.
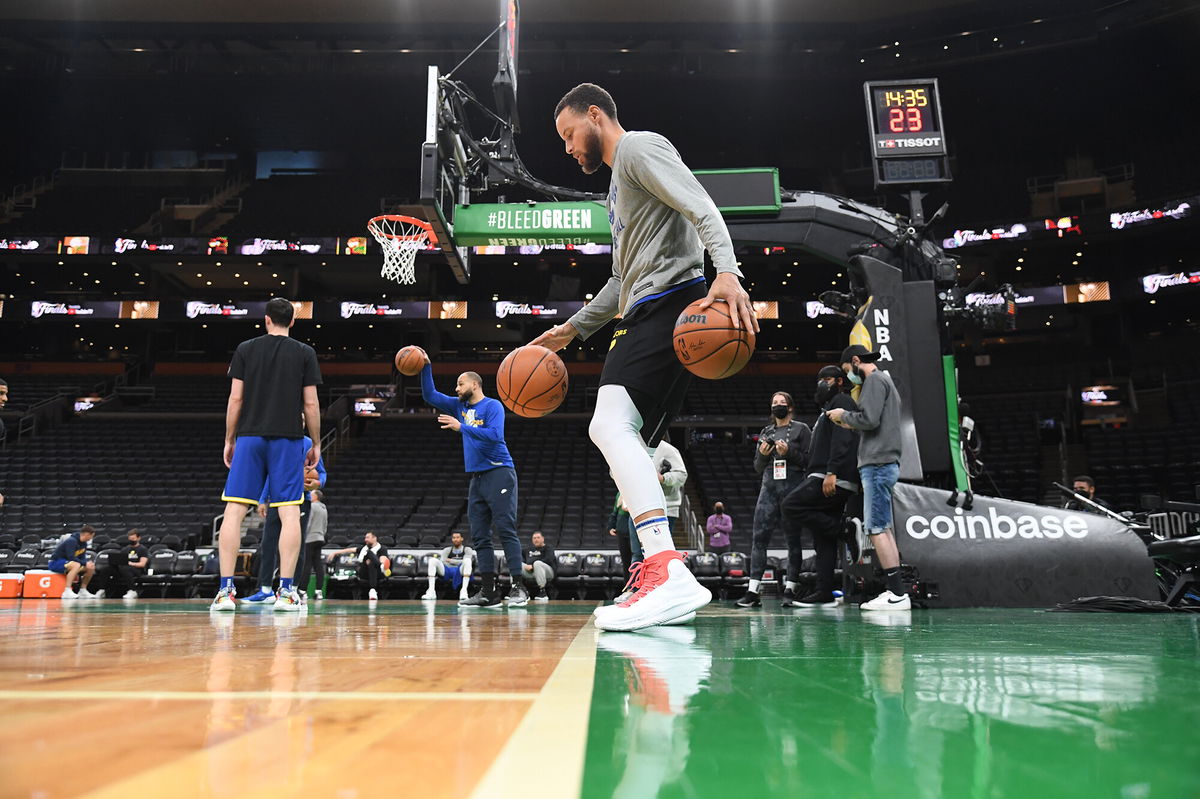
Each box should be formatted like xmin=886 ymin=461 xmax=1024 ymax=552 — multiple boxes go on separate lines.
xmin=531 ymin=83 xmax=758 ymax=631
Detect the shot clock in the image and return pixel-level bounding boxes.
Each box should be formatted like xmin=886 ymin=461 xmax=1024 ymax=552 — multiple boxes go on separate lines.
xmin=864 ymin=78 xmax=951 ymax=187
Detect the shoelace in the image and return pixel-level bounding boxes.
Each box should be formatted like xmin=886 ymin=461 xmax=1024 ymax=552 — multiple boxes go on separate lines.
xmin=621 ymin=558 xmax=668 ymax=606
xmin=620 ymin=561 xmax=648 ymax=596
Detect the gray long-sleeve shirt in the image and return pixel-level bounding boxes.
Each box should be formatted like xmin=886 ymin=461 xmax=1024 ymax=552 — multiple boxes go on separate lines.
xmin=304 ymin=501 xmax=328 ymax=544
xmin=567 ymin=131 xmax=743 ymax=340
xmin=839 ymin=369 xmax=904 ymax=467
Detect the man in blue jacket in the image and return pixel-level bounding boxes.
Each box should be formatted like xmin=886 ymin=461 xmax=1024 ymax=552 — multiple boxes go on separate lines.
xmin=419 ymin=351 xmax=527 ymax=609
xmin=49 ymin=524 xmax=100 ymax=599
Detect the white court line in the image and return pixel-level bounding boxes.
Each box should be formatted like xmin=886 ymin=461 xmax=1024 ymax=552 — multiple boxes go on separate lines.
xmin=0 ymin=689 xmax=536 ymax=702
xmin=468 ymin=620 xmax=599 ymax=799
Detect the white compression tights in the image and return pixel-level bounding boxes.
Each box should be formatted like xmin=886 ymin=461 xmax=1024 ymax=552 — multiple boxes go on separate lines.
xmin=588 ymin=384 xmax=667 ymax=522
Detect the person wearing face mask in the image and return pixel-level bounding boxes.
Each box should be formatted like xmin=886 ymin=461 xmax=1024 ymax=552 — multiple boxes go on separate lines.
xmin=780 ymin=366 xmax=860 ymax=607
xmin=825 ymin=345 xmax=908 ymax=611
xmin=706 ymin=501 xmax=732 ymax=556
xmin=1061 ymin=474 xmax=1111 ymax=513
xmin=736 ymin=391 xmax=811 ymax=608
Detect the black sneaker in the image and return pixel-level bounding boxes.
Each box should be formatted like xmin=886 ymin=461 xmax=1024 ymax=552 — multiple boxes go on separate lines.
xmin=797 ymin=591 xmax=838 ymax=608
xmin=780 ymin=587 xmax=797 ymax=607
xmin=506 ymin=583 xmax=530 ymax=607
xmin=735 ymin=590 xmax=761 ymax=608
xmin=459 ymin=591 xmax=503 ymax=609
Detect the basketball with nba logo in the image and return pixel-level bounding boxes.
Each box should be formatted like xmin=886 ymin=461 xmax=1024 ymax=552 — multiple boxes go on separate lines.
xmin=673 ymin=299 xmax=755 ymax=379
xmin=395 ymin=345 xmax=427 ymax=376
xmin=497 ymin=345 xmax=569 ymax=418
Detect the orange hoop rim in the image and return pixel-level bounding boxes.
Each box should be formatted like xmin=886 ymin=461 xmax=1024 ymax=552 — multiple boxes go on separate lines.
xmin=367 ymin=214 xmax=437 ymax=244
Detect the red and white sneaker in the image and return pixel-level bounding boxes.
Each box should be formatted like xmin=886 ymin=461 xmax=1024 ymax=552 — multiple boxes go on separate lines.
xmin=593 ymin=551 xmax=710 ymax=632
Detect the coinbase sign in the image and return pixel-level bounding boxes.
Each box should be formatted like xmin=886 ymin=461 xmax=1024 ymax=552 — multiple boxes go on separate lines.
xmin=889 ymin=483 xmax=1156 ymax=607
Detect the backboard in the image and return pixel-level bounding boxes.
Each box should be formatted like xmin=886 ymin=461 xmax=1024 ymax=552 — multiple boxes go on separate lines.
xmin=419 ymin=1 xmax=519 ymax=285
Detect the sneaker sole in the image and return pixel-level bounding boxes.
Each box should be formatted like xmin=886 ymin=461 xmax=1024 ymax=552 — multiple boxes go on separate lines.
xmin=594 ymin=586 xmax=711 ymax=632
xmin=795 ymin=602 xmax=839 ymax=609
xmin=506 ymin=598 xmax=529 ymax=607
xmin=661 ymin=611 xmax=696 ymax=626
xmin=209 ymin=604 xmax=236 ymax=612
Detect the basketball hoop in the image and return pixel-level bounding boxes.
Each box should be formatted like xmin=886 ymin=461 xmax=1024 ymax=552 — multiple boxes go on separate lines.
xmin=367 ymin=214 xmax=435 ymax=285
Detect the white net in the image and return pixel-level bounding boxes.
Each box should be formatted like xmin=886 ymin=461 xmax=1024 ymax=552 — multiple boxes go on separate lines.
xmin=367 ymin=216 xmax=432 ymax=285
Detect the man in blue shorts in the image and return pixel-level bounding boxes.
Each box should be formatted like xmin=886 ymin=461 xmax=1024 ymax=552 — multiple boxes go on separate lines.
xmin=418 ymin=352 xmax=527 ymax=609
xmin=212 ymin=297 xmax=322 ymax=612
xmin=50 ymin=524 xmax=100 ymax=599
xmin=241 ymin=436 xmax=326 ymax=605
xmin=421 ymin=531 xmax=475 ymax=602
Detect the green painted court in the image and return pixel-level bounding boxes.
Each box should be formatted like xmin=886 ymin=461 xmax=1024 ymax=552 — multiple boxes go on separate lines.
xmin=3 ymin=600 xmax=1197 ymax=798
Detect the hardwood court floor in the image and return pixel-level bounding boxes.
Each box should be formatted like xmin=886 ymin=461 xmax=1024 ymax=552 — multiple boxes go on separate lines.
xmin=1 ymin=600 xmax=1198 ymax=799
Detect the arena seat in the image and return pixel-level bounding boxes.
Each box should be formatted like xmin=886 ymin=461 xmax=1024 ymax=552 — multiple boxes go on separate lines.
xmin=720 ymin=552 xmax=750 ymax=599
xmin=580 ymin=553 xmax=610 ymax=598
xmin=170 ymin=552 xmax=200 ymax=597
xmin=135 ymin=551 xmax=178 ymax=598
xmin=386 ymin=553 xmax=419 ymax=598
xmin=12 ymin=549 xmax=37 ymax=573
xmin=0 ymin=549 xmax=15 ymax=570
xmin=554 ymin=552 xmax=583 ymax=598
xmin=607 ymin=553 xmax=627 ymax=593
xmin=689 ymin=552 xmax=722 ymax=595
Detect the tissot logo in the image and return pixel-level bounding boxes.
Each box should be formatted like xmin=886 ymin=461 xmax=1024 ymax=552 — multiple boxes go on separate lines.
xmin=905 ymin=506 xmax=1090 ymax=541
xmin=878 ymin=136 xmax=942 ymax=148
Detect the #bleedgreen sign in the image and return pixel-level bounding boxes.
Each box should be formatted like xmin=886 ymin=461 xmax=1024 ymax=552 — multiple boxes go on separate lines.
xmin=452 ymin=202 xmax=611 ymax=246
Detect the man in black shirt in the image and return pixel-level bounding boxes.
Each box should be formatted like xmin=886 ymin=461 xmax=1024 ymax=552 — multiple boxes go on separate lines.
xmin=212 ymin=298 xmax=322 ymax=612
xmin=781 ymin=366 xmax=861 ymax=607
xmin=522 ymin=531 xmax=557 ymax=602
xmin=96 ymin=529 xmax=150 ymax=599
xmin=1062 ymin=474 xmax=1113 ymax=514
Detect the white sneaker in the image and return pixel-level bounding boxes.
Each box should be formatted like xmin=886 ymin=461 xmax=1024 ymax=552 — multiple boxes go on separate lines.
xmin=314 ymin=590 xmax=323 ymax=600
xmin=61 ymin=588 xmax=79 ymax=599
xmin=368 ymin=588 xmax=378 ymax=601
xmin=533 ymin=594 xmax=550 ymax=603
xmin=210 ymin=588 xmax=237 ymax=611
xmin=593 ymin=551 xmax=711 ymax=632
xmin=273 ymin=588 xmax=304 ymax=612
xmin=421 ymin=589 xmax=438 ymax=601
xmin=860 ymin=590 xmax=911 ymax=611
xmin=123 ymin=590 xmax=139 ymax=599
xmin=87 ymin=589 xmax=105 ymax=599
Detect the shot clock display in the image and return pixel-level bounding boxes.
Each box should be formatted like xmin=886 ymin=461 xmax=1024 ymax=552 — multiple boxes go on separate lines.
xmin=864 ymin=78 xmax=951 ymax=186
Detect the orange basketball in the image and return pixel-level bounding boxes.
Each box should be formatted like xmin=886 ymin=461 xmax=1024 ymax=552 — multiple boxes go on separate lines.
xmin=304 ymin=467 xmax=319 ymax=487
xmin=497 ymin=345 xmax=569 ymax=418
xmin=673 ymin=299 xmax=755 ymax=379
xmin=394 ymin=345 xmax=426 ymax=376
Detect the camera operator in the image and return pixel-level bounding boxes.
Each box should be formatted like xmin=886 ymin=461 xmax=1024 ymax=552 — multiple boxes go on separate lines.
xmin=737 ymin=391 xmax=811 ymax=608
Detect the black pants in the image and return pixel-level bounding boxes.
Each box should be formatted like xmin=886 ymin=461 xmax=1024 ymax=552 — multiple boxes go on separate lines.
xmin=780 ymin=476 xmax=853 ymax=595
xmin=296 ymin=540 xmax=326 ymax=593
xmin=358 ymin=549 xmax=384 ymax=591
xmin=97 ymin=563 xmax=141 ymax=594
xmin=468 ymin=466 xmax=523 ymax=578
xmin=257 ymin=497 xmax=312 ymax=588
xmin=750 ymin=476 xmax=805 ymax=580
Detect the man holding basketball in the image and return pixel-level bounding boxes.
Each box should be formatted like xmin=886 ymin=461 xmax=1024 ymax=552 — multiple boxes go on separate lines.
xmin=419 ymin=358 xmax=528 ymax=608
xmin=532 ymin=83 xmax=757 ymax=631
